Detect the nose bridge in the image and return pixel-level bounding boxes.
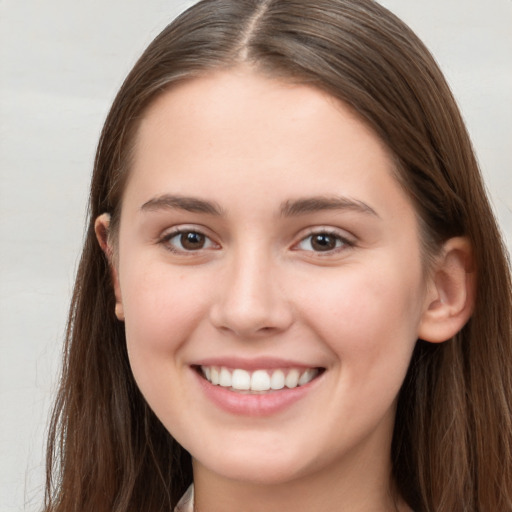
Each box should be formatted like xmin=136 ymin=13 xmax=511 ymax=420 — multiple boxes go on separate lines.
xmin=210 ymin=241 xmax=292 ymax=336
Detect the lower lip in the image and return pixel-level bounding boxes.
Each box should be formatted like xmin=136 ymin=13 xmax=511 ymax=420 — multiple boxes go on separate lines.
xmin=193 ymin=369 xmax=322 ymax=417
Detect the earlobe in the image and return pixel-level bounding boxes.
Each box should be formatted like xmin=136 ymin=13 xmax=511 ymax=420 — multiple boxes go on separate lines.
xmin=418 ymin=237 xmax=475 ymax=343
xmin=94 ymin=213 xmax=125 ymax=322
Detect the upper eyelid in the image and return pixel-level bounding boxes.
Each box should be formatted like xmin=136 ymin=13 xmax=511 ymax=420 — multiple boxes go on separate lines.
xmin=157 ymin=231 xmax=218 ymax=259
xmin=156 ymin=224 xmax=355 ymax=248
xmin=294 ymin=226 xmax=355 ymax=242
xmin=158 ymin=225 xmax=220 ymax=250
xmin=159 ymin=224 xmax=214 ymax=239
xmin=290 ymin=227 xmax=356 ymax=252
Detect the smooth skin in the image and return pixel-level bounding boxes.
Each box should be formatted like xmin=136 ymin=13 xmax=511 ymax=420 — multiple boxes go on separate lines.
xmin=96 ymin=67 xmax=474 ymax=512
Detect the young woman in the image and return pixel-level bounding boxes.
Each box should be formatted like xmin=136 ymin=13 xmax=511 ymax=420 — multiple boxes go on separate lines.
xmin=44 ymin=1 xmax=512 ymax=511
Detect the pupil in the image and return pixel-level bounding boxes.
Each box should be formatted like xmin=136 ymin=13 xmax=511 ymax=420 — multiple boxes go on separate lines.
xmin=312 ymin=234 xmax=335 ymax=251
xmin=181 ymin=232 xmax=205 ymax=250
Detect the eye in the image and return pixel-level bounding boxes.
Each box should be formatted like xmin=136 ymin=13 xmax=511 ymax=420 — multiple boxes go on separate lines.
xmin=161 ymin=229 xmax=217 ymax=253
xmin=295 ymin=231 xmax=352 ymax=253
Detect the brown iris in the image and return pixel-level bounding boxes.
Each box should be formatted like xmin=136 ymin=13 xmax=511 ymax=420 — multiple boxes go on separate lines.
xmin=310 ymin=233 xmax=338 ymax=251
xmin=180 ymin=232 xmax=206 ymax=250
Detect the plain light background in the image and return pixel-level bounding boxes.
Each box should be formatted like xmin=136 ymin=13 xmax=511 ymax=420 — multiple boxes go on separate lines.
xmin=1 ymin=1 xmax=511 ymax=510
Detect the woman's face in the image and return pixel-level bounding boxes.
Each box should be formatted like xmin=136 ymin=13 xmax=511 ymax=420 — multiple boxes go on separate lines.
xmin=109 ymin=68 xmax=433 ymax=486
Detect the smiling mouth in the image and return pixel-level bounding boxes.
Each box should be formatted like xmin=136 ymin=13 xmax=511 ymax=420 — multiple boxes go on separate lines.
xmin=195 ymin=365 xmax=325 ymax=393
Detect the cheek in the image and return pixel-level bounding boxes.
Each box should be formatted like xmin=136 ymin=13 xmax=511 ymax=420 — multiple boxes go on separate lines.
xmin=296 ymin=259 xmax=425 ymax=370
xmin=119 ymin=263 xmax=211 ymax=378
xmin=118 ymin=264 xmax=216 ymax=433
xmin=290 ymin=264 xmax=424 ymax=448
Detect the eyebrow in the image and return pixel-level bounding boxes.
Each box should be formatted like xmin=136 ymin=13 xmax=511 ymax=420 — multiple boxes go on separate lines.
xmin=140 ymin=194 xmax=378 ymax=218
xmin=280 ymin=196 xmax=379 ymax=218
xmin=141 ymin=194 xmax=224 ymax=215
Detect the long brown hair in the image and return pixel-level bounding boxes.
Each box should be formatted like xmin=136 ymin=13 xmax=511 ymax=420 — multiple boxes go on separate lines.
xmin=45 ymin=1 xmax=512 ymax=510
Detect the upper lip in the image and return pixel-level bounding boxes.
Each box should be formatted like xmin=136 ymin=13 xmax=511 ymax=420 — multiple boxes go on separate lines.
xmin=191 ymin=356 xmax=324 ymax=371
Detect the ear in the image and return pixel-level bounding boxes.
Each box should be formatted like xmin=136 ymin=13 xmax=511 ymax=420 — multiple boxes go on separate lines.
xmin=418 ymin=237 xmax=475 ymax=343
xmin=94 ymin=213 xmax=124 ymax=322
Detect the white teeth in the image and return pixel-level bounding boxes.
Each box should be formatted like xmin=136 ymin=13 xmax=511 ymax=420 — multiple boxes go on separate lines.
xmin=219 ymin=367 xmax=232 ymax=387
xmin=285 ymin=369 xmax=300 ymax=388
xmin=232 ymin=369 xmax=251 ymax=390
xmin=298 ymin=368 xmax=316 ymax=386
xmin=251 ymin=370 xmax=270 ymax=391
xmin=270 ymin=369 xmax=285 ymax=390
xmin=201 ymin=366 xmax=320 ymax=392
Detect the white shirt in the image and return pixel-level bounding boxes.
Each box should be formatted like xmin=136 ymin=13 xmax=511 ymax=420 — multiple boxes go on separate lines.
xmin=174 ymin=484 xmax=194 ymax=512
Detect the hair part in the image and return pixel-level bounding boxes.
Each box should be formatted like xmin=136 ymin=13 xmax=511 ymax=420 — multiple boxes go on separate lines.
xmin=45 ymin=1 xmax=512 ymax=511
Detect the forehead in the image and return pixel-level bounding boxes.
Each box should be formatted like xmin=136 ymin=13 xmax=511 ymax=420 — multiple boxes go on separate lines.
xmin=123 ymin=67 xmax=413 ymax=226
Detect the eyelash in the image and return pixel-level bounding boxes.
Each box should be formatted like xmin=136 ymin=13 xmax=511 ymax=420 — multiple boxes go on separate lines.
xmin=293 ymin=229 xmax=354 ymax=255
xmin=158 ymin=227 xmax=354 ymax=255
xmin=159 ymin=228 xmax=217 ymax=254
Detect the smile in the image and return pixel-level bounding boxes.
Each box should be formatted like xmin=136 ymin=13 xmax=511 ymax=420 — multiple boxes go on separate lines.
xmin=200 ymin=366 xmax=321 ymax=393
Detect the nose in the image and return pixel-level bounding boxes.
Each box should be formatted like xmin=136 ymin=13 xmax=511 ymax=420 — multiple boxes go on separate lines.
xmin=209 ymin=250 xmax=294 ymax=338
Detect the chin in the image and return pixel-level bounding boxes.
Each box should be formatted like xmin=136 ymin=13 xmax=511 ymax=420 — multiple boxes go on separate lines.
xmin=192 ymin=442 xmax=322 ymax=486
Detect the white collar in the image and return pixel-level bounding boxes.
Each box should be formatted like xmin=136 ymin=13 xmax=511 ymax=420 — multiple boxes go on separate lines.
xmin=174 ymin=484 xmax=194 ymax=512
